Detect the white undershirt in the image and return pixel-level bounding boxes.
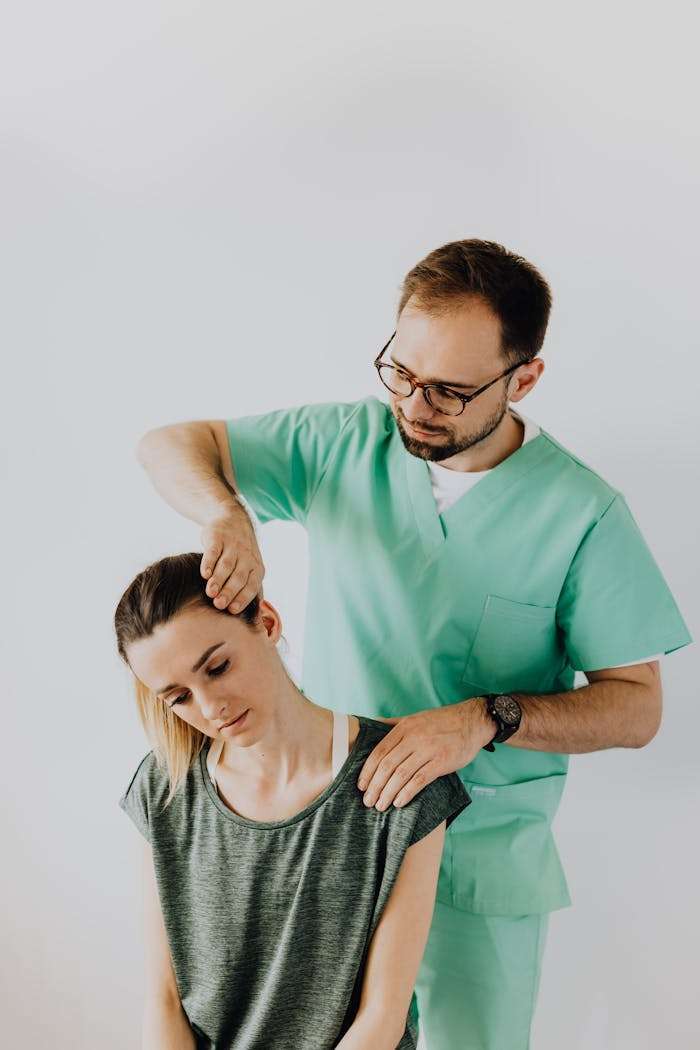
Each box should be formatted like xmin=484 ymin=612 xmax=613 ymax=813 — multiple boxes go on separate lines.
xmin=425 ymin=409 xmax=661 ymax=671
xmin=427 ymin=408 xmax=540 ymax=516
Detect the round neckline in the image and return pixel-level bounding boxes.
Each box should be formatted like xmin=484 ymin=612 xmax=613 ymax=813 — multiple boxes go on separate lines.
xmin=198 ymin=715 xmax=368 ymax=830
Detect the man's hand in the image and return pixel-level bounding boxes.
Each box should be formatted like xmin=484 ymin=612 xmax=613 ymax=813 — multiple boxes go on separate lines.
xmin=200 ymin=502 xmax=266 ymax=614
xmin=357 ymin=701 xmax=495 ymax=810
xmin=136 ymin=420 xmax=266 ymax=614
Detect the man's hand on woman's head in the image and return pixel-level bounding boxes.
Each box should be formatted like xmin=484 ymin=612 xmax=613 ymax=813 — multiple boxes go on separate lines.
xmin=199 ymin=503 xmax=266 ymax=614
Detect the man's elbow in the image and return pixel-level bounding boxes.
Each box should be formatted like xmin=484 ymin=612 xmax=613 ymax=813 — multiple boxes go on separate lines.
xmin=135 ymin=426 xmax=168 ymax=464
xmin=135 ymin=421 xmax=213 ymax=466
xmin=629 ymin=687 xmax=663 ymax=748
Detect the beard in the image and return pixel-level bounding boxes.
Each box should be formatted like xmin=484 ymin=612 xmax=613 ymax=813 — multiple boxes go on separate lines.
xmin=393 ymin=394 xmax=510 ymax=462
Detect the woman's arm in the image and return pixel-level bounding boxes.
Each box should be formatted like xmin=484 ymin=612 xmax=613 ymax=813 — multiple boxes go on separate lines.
xmin=140 ymin=840 xmax=197 ymax=1050
xmin=335 ymin=821 xmax=446 ymax=1050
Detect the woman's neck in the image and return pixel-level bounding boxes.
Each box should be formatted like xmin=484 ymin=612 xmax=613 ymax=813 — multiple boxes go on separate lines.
xmin=219 ymin=680 xmax=335 ymax=790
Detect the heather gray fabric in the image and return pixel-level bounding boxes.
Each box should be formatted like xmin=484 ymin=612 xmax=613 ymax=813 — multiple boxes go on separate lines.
xmin=119 ymin=714 xmax=470 ymax=1049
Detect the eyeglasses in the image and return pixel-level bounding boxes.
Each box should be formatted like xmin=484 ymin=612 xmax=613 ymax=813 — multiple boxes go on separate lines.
xmin=374 ymin=331 xmax=526 ymax=417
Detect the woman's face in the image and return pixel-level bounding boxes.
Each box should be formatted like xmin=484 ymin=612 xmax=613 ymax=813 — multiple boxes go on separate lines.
xmin=126 ymin=599 xmax=285 ymax=741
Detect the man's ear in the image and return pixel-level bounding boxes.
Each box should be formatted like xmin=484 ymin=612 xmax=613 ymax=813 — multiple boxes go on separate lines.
xmin=509 ymin=358 xmax=545 ymax=401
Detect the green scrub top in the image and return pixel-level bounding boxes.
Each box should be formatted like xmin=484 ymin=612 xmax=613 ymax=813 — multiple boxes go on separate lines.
xmin=226 ymin=396 xmax=692 ymax=916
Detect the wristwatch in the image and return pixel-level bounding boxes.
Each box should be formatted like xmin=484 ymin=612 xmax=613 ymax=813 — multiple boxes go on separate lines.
xmin=481 ymin=693 xmax=522 ymax=752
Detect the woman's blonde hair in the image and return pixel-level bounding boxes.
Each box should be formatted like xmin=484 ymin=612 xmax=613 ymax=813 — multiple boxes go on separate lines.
xmin=114 ymin=551 xmax=261 ymax=805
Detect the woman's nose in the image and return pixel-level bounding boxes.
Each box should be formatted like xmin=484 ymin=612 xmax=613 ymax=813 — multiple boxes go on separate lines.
xmin=198 ymin=693 xmax=228 ymax=721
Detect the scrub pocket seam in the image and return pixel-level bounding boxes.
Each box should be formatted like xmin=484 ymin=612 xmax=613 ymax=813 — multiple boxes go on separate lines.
xmin=462 ymin=595 xmax=557 ymax=688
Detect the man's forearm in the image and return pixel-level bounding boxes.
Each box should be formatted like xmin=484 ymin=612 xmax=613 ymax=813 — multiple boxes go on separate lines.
xmin=490 ymin=678 xmax=662 ymax=753
xmin=136 ymin=422 xmax=238 ymax=527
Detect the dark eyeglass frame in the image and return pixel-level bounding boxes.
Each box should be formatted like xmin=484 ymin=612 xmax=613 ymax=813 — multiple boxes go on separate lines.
xmin=374 ymin=331 xmax=528 ymax=416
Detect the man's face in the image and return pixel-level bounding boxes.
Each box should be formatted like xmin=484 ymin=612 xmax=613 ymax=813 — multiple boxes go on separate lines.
xmin=386 ymin=296 xmax=521 ymax=462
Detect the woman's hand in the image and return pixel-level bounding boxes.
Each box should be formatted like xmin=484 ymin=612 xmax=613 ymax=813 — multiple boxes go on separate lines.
xmin=200 ymin=502 xmax=266 ymax=614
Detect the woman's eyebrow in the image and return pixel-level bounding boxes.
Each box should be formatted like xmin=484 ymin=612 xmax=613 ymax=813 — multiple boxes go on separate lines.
xmin=156 ymin=641 xmax=226 ymax=696
xmin=389 ymin=355 xmax=476 ymax=390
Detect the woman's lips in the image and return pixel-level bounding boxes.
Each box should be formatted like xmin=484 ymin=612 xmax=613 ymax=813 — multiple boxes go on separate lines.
xmin=220 ymin=709 xmax=249 ymax=732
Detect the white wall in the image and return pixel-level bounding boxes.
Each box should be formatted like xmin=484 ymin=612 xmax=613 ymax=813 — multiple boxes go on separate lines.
xmin=3 ymin=2 xmax=698 ymax=1046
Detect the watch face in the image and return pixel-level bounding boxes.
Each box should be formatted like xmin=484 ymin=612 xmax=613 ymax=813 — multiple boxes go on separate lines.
xmin=494 ymin=695 xmax=520 ymax=726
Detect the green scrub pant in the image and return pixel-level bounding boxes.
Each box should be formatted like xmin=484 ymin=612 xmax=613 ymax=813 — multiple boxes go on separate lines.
xmin=410 ymin=902 xmax=549 ymax=1050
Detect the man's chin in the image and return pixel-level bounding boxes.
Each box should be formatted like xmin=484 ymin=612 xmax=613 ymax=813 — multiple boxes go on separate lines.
xmin=393 ymin=403 xmax=507 ymax=462
xmin=407 ymin=442 xmax=458 ymax=462
xmin=395 ymin=423 xmax=458 ymax=462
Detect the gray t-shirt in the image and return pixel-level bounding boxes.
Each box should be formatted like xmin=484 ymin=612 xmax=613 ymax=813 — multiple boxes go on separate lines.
xmin=119 ymin=714 xmax=470 ymax=1050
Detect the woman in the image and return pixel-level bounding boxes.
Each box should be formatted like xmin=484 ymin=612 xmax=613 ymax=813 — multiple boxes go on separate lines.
xmin=115 ymin=552 xmax=470 ymax=1049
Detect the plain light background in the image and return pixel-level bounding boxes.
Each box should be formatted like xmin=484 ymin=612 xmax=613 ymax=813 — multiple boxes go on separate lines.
xmin=3 ymin=2 xmax=698 ymax=1047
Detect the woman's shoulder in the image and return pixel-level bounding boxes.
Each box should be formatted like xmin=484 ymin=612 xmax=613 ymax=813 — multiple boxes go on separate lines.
xmin=350 ymin=714 xmax=472 ymax=844
xmin=119 ymin=743 xmax=206 ymax=841
xmin=353 ymin=714 xmax=394 ymax=747
xmin=121 ymin=747 xmax=166 ymax=798
xmin=119 ymin=746 xmax=191 ymax=821
xmin=119 ymin=748 xmax=169 ymax=816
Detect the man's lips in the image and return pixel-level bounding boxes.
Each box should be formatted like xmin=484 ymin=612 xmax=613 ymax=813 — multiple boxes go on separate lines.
xmin=404 ymin=419 xmax=445 ymax=437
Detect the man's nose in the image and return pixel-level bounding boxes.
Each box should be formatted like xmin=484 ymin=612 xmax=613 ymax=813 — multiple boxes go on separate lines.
xmin=400 ymin=387 xmax=435 ymax=421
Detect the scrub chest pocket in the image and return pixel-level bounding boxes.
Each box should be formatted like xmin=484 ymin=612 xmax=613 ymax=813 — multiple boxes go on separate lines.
xmin=462 ymin=594 xmax=563 ymax=694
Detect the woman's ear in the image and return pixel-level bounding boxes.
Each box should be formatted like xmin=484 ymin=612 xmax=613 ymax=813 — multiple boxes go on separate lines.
xmin=257 ymin=598 xmax=283 ymax=644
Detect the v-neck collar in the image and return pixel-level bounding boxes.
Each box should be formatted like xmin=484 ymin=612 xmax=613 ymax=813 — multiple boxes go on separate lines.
xmin=403 ymin=428 xmax=555 ymax=561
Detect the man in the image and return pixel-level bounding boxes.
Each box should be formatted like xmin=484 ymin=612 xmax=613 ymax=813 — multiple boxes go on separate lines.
xmin=136 ymin=239 xmax=692 ymax=1049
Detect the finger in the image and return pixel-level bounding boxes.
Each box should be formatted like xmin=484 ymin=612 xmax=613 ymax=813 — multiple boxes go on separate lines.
xmin=392 ymin=761 xmax=441 ymax=808
xmin=211 ymin=561 xmax=255 ymax=609
xmin=225 ymin=572 xmax=260 ymax=615
xmin=205 ymin=552 xmax=238 ymax=600
xmin=373 ymin=716 xmax=401 ymax=725
xmin=357 ymin=730 xmax=403 ymax=792
xmin=200 ymin=539 xmax=223 ymax=581
xmin=374 ymin=754 xmax=428 ymax=811
xmin=361 ymin=742 xmax=412 ymax=807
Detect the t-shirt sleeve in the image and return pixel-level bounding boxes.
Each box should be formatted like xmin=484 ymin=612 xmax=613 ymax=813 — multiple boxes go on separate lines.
xmin=225 ymin=400 xmax=364 ymax=525
xmin=557 ymin=493 xmax=693 ymax=672
xmin=118 ymin=752 xmax=155 ymax=843
xmin=407 ymin=772 xmax=471 ymax=847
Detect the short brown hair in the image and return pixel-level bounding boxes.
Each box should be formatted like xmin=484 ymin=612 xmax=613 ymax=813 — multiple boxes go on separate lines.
xmin=398 ymin=239 xmax=552 ymax=365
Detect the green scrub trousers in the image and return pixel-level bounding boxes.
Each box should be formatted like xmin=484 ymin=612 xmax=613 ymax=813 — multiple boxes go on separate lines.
xmin=412 ymin=906 xmax=549 ymax=1050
